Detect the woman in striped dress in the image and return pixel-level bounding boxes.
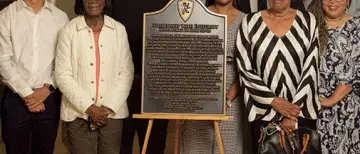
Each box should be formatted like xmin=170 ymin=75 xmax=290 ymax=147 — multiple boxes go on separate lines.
xmin=235 ymin=0 xmax=321 ymax=153
xmin=180 ymin=0 xmax=249 ymax=153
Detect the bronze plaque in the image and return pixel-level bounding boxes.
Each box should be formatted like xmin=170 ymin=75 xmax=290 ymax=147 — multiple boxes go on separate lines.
xmin=142 ymin=0 xmax=226 ymax=114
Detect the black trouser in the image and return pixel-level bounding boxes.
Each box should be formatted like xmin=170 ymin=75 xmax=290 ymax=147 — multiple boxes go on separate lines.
xmin=251 ymin=118 xmax=316 ymax=154
xmin=1 ymin=86 xmax=61 ymax=154
xmin=120 ymin=75 xmax=169 ymax=154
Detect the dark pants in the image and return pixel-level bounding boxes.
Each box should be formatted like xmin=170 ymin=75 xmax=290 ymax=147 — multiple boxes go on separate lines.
xmin=121 ymin=75 xmax=169 ymax=154
xmin=1 ymin=87 xmax=61 ymax=154
xmin=251 ymin=118 xmax=316 ymax=154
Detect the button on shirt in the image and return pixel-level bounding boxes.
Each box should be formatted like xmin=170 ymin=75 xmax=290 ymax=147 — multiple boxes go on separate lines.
xmin=0 ymin=0 xmax=69 ymax=97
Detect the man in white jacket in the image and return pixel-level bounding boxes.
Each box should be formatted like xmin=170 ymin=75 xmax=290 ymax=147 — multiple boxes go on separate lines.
xmin=0 ymin=0 xmax=68 ymax=153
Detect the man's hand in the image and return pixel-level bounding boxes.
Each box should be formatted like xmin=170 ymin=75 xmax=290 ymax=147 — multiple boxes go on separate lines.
xmin=23 ymin=96 xmax=37 ymax=108
xmin=281 ymin=118 xmax=296 ymax=133
xmin=29 ymin=103 xmax=45 ymax=113
xmin=320 ymin=97 xmax=337 ymax=107
xmin=25 ymin=86 xmax=51 ymax=109
xmin=271 ymin=97 xmax=301 ymax=121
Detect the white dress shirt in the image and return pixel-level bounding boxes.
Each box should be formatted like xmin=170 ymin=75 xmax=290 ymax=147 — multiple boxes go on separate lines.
xmin=55 ymin=15 xmax=134 ymax=121
xmin=0 ymin=0 xmax=68 ymax=97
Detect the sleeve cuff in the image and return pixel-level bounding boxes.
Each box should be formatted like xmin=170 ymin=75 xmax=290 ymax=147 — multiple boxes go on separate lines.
xmin=102 ymin=104 xmax=116 ymax=114
xmin=339 ymin=80 xmax=353 ymax=88
xmin=82 ymin=103 xmax=94 ymax=115
xmin=252 ymin=95 xmax=275 ymax=105
xmin=18 ymin=87 xmax=34 ymax=98
xmin=47 ymin=76 xmax=57 ymax=89
xmin=266 ymin=97 xmax=276 ymax=105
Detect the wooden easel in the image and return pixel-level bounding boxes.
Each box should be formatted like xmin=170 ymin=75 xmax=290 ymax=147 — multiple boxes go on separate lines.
xmin=133 ymin=114 xmax=229 ymax=154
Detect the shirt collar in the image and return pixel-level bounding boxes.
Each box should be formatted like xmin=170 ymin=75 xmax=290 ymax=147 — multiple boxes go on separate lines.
xmin=77 ymin=15 xmax=115 ymax=31
xmin=16 ymin=0 xmax=53 ymax=12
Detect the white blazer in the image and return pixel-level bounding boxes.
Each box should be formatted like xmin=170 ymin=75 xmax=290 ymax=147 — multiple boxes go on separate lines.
xmin=55 ymin=15 xmax=134 ymax=122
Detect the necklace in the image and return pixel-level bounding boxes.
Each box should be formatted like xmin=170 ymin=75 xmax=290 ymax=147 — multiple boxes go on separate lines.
xmin=326 ymin=13 xmax=347 ymax=29
xmin=326 ymin=13 xmax=345 ymax=21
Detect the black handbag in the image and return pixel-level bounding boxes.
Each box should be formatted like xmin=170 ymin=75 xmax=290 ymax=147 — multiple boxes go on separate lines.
xmin=258 ymin=123 xmax=321 ymax=154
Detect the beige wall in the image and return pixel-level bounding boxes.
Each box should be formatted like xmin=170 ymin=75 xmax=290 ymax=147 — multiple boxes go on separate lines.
xmin=56 ymin=0 xmax=76 ymax=19
xmin=0 ymin=0 xmax=77 ymax=19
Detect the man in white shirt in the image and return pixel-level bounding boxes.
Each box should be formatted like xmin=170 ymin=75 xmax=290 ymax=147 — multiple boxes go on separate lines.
xmin=0 ymin=0 xmax=68 ymax=153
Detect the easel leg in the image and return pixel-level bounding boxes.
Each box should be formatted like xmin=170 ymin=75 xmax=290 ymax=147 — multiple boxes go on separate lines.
xmin=214 ymin=121 xmax=224 ymax=154
xmin=174 ymin=120 xmax=180 ymax=154
xmin=142 ymin=119 xmax=154 ymax=154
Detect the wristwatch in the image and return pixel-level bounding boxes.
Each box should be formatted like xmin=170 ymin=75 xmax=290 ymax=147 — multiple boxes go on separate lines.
xmin=226 ymin=98 xmax=233 ymax=108
xmin=45 ymin=84 xmax=56 ymax=93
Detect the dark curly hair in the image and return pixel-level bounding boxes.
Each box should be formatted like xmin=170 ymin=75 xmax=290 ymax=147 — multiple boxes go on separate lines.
xmin=74 ymin=0 xmax=113 ymax=16
xmin=308 ymin=0 xmax=328 ymax=55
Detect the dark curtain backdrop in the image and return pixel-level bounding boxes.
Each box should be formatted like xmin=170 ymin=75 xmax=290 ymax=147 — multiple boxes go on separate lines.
xmin=0 ymin=1 xmax=13 ymax=10
xmin=0 ymin=0 xmax=13 ymax=10
xmin=113 ymin=0 xmax=169 ymax=75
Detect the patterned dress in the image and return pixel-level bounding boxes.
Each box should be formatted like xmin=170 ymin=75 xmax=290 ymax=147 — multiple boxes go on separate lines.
xmin=180 ymin=12 xmax=249 ymax=154
xmin=317 ymin=16 xmax=360 ymax=154
xmin=236 ymin=11 xmax=320 ymax=122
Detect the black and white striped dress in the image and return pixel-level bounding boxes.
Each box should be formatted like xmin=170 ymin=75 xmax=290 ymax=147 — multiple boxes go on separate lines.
xmin=236 ymin=10 xmax=321 ymax=122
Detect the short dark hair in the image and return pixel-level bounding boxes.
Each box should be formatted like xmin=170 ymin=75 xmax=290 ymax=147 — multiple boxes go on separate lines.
xmin=74 ymin=0 xmax=113 ymax=16
xmin=205 ymin=0 xmax=239 ymax=9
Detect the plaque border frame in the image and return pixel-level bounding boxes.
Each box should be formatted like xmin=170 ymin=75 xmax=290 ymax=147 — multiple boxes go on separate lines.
xmin=141 ymin=0 xmax=228 ymax=116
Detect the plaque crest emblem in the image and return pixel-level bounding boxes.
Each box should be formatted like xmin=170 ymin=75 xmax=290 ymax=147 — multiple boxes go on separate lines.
xmin=177 ymin=0 xmax=194 ymax=22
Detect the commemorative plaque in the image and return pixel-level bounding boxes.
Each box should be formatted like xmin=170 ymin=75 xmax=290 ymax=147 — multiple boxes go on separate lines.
xmin=142 ymin=0 xmax=226 ymax=114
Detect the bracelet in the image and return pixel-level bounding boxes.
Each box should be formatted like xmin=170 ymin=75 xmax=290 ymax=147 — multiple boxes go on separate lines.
xmin=226 ymin=98 xmax=233 ymax=108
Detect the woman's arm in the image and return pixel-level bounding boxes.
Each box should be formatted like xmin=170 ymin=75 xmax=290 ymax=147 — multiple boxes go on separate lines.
xmin=55 ymin=27 xmax=94 ymax=114
xmin=291 ymin=14 xmax=321 ymax=120
xmin=225 ymin=78 xmax=239 ymax=108
xmin=320 ymin=83 xmax=352 ymax=107
xmin=236 ymin=16 xmax=276 ymax=106
xmin=101 ymin=25 xmax=134 ymax=114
